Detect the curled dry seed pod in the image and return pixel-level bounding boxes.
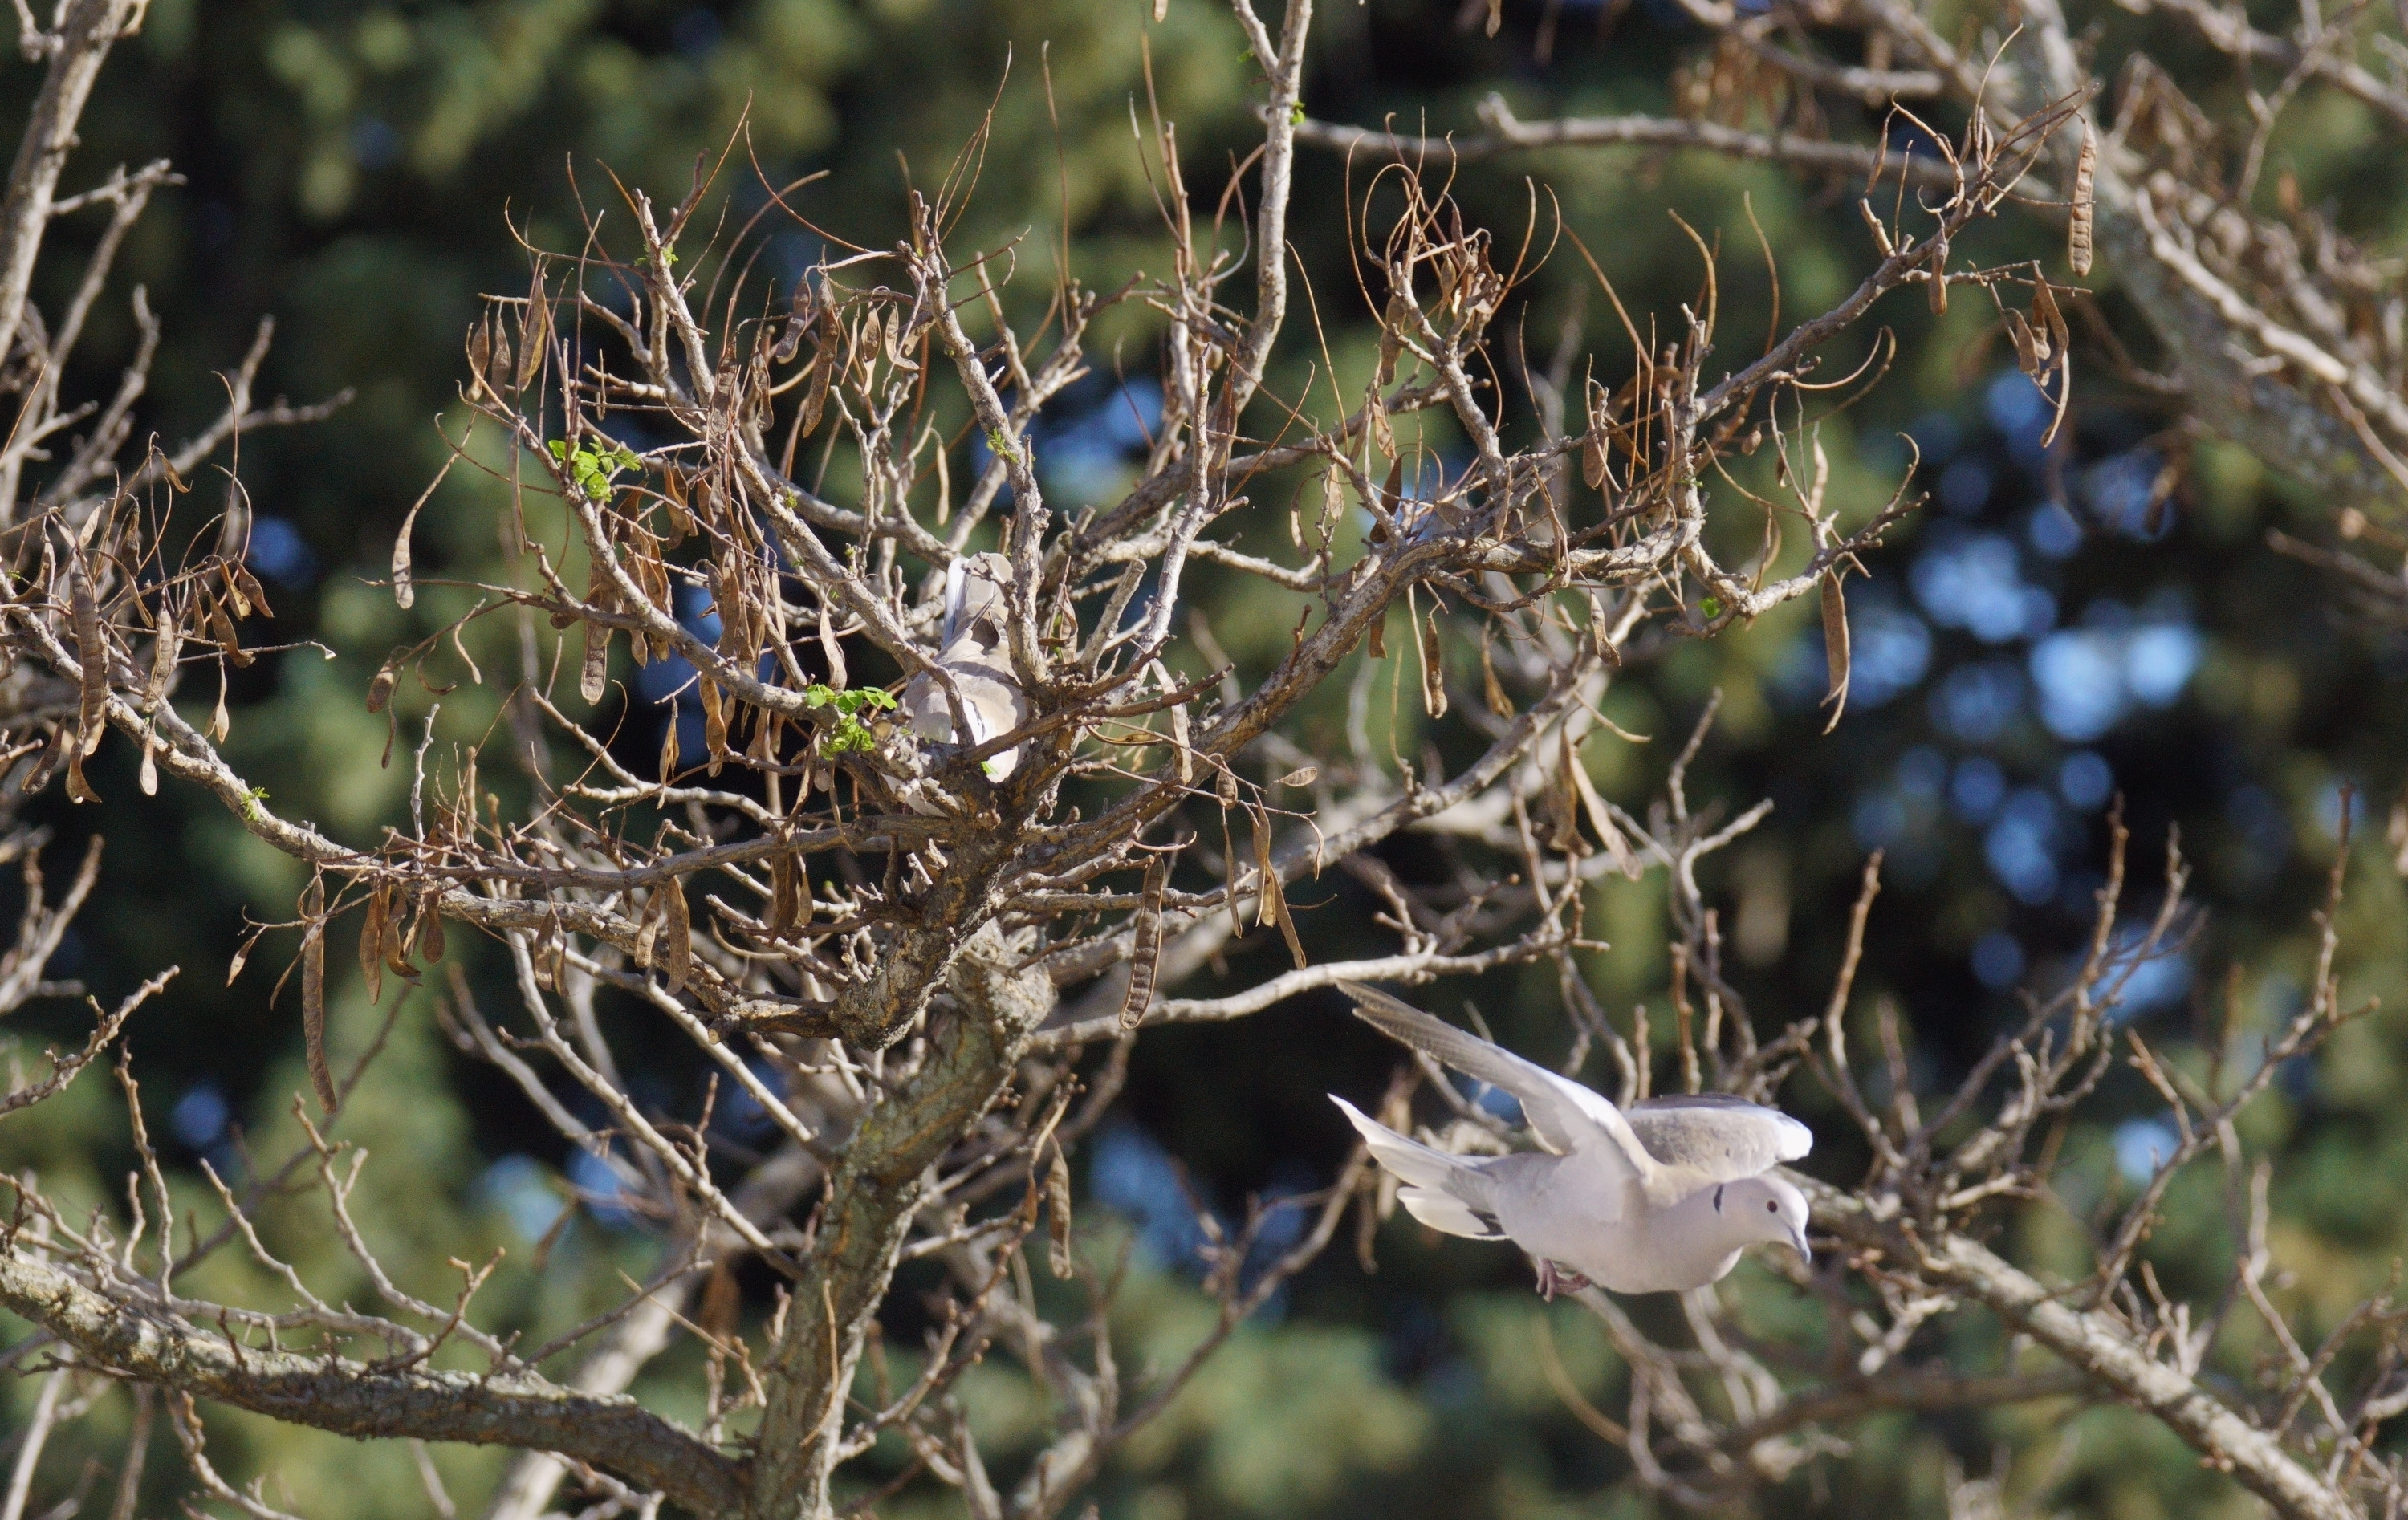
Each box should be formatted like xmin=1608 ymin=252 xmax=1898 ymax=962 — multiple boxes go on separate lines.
xmin=1927 ymin=234 xmax=1950 ymax=315
xmin=660 ymin=879 xmax=691 ymax=994
xmin=816 ymin=600 xmax=847 ymax=692
xmin=800 ymin=307 xmax=836 ymax=437
xmin=1819 ymin=571 xmax=1852 ymax=734
xmin=2032 ymin=277 xmax=2068 ymax=360
xmin=1045 ymin=1148 xmax=1076 ymax=1277
xmin=1255 ymin=812 xmax=1276 ymax=929
xmin=773 ymin=287 xmax=810 ymax=364
xmin=67 ymin=543 xmax=104 ymax=803
xmin=701 ymin=677 xmax=727 ymax=773
xmin=232 ymin=564 xmax=273 ymax=621
xmin=301 ymin=874 xmax=336 ymax=1114
xmin=769 ymin=853 xmax=803 ymax=934
xmin=1375 ymin=292 xmax=1408 ymax=387
xmin=358 ymin=884 xmax=388 ymax=1006
xmin=633 ymin=887 xmax=662 ymax=970
xmin=1420 ymin=608 xmax=1448 ymax=719
xmin=381 ymin=889 xmax=414 ymax=981
xmin=1588 ymin=591 xmax=1621 ymax=668
xmin=365 ymin=649 xmax=402 ymax=715
xmin=392 ymin=481 xmax=435 ymax=612
xmin=1482 ymin=633 xmax=1513 ymax=717
xmin=1267 ymin=859 xmax=1306 ymax=968
xmin=2070 ymin=124 xmax=2097 ymax=277
xmin=1120 ymin=857 xmax=1166 ymax=1032
xmin=581 ymin=623 xmax=611 ymax=705
xmin=515 ymin=267 xmax=549 ymax=391
xmin=662 ymin=467 xmax=695 ymax=543
xmin=144 ymin=610 xmax=180 ymax=712
xmin=2005 ymin=308 xmax=2042 ymax=376
xmin=1169 ymin=701 xmax=1194 ymax=784
xmin=1548 ymin=742 xmax=1587 ymax=855
xmin=206 ymin=591 xmax=251 ymax=668
xmin=415 ymin=888 xmax=446 ymax=965
xmin=20 ymin=723 xmax=63 ymax=796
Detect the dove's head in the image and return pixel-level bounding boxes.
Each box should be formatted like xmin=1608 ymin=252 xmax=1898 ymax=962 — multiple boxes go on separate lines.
xmin=1714 ymin=1174 xmax=1812 ymax=1263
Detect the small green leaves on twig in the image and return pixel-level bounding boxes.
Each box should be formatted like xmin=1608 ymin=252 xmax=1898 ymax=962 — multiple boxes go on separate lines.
xmin=804 ymin=684 xmax=897 ymax=755
xmin=548 ymin=438 xmax=642 ymax=502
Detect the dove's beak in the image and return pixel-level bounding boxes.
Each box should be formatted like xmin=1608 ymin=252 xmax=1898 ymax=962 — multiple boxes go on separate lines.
xmin=1788 ymin=1225 xmax=1812 ymax=1264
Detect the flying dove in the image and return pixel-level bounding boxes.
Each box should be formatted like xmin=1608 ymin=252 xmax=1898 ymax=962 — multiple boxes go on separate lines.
xmin=1332 ymin=980 xmax=1812 ymax=1297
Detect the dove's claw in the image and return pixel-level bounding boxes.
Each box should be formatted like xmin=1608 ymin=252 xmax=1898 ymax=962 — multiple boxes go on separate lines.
xmin=1533 ymin=1260 xmax=1591 ymax=1300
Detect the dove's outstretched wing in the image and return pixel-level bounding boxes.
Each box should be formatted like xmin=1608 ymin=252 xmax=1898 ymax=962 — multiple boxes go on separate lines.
xmin=1338 ymin=980 xmax=1663 ymax=1194
xmin=1626 ymin=1093 xmax=1812 ymax=1192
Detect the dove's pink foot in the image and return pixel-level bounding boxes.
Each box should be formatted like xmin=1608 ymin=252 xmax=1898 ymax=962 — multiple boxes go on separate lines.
xmin=1533 ymin=1259 xmax=1592 ymax=1300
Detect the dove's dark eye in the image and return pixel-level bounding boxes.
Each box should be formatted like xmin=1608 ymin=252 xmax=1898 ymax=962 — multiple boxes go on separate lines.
xmin=1765 ymin=1201 xmax=1778 ymax=1213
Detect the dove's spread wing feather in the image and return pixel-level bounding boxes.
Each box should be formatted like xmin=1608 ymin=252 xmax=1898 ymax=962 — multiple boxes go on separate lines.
xmin=1338 ymin=981 xmax=1660 ymax=1191
xmin=1626 ymin=1093 xmax=1812 ymax=1187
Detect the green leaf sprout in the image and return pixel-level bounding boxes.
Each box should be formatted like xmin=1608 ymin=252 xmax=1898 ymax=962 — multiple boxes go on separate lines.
xmin=804 ymin=684 xmax=898 ymax=755
xmin=548 ymin=438 xmax=643 ymax=502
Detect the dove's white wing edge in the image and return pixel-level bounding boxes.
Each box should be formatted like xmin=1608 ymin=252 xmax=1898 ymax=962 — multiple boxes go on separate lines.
xmin=1336 ymin=980 xmax=1663 ymax=1193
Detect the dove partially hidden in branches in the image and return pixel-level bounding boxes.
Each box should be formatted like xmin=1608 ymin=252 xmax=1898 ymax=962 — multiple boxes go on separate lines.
xmin=1332 ymin=981 xmax=1813 ymax=1298
xmin=902 ymin=551 xmax=1030 ymax=784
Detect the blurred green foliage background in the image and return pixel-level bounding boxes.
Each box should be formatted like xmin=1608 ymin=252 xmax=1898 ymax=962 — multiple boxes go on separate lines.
xmin=4 ymin=1 xmax=2408 ymax=1516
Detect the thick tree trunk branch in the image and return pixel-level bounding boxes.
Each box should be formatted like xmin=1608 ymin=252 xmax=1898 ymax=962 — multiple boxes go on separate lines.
xmin=0 ymin=0 xmax=140 ymax=363
xmin=1808 ymin=1185 xmax=2360 ymax=1520
xmin=0 ymin=1249 xmax=750 ymax=1517
xmin=745 ymin=923 xmax=1056 ymax=1520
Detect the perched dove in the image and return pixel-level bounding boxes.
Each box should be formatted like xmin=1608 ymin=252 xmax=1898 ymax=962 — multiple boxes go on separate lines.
xmin=901 ymin=552 xmax=1029 ymax=784
xmin=1332 ymin=981 xmax=1812 ymax=1297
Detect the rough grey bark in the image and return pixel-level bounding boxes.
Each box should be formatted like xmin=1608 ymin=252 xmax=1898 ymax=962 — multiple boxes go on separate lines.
xmin=0 ymin=0 xmax=140 ymax=363
xmin=0 ymin=1250 xmax=748 ymax=1515
xmin=746 ymin=924 xmax=1057 ymax=1520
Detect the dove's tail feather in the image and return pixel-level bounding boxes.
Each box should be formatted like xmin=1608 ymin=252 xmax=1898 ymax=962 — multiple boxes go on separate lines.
xmin=1395 ymin=1185 xmax=1503 ymax=1238
xmin=939 ymin=558 xmax=969 ymax=644
xmin=1330 ymin=1095 xmax=1503 ymax=1241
